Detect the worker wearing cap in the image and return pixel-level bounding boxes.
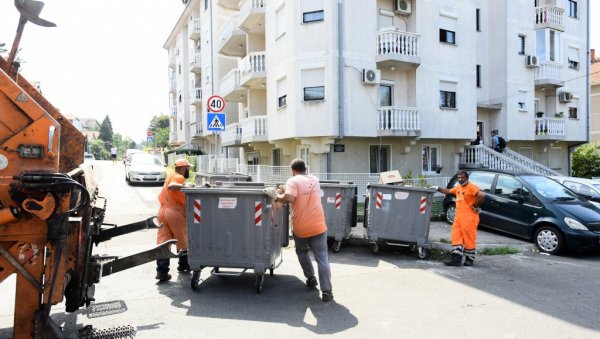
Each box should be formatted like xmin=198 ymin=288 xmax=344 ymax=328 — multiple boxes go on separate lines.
xmin=155 ymin=158 xmax=192 ymax=282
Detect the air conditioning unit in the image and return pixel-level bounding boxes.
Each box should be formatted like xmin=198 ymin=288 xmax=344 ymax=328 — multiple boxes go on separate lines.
xmin=394 ymin=0 xmax=412 ymax=15
xmin=362 ymin=69 xmax=381 ymax=85
xmin=559 ymin=91 xmax=573 ymax=103
xmin=526 ymin=55 xmax=539 ymax=68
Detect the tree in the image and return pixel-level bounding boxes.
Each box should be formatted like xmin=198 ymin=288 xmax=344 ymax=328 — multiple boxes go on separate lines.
xmin=148 ymin=115 xmax=170 ymax=148
xmin=98 ymin=115 xmax=114 ymax=148
xmin=572 ymin=143 xmax=600 ymax=178
xmin=89 ymin=139 xmax=110 ymax=160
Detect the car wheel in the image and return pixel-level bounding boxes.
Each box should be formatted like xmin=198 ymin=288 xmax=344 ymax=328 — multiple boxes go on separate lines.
xmin=445 ymin=203 xmax=456 ymax=224
xmin=534 ymin=225 xmax=565 ymax=254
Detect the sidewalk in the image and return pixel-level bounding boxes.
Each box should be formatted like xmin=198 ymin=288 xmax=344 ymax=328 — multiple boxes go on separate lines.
xmin=347 ymin=221 xmax=536 ymax=252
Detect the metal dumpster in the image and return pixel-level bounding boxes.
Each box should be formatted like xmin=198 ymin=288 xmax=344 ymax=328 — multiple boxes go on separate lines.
xmin=182 ymin=186 xmax=289 ymax=293
xmin=195 ymin=173 xmax=252 ymax=186
xmin=364 ymin=184 xmax=434 ymax=258
xmin=319 ymin=181 xmax=358 ymax=253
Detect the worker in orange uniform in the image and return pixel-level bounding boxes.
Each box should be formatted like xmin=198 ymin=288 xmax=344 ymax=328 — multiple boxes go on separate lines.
xmin=431 ymin=170 xmax=485 ymax=266
xmin=156 ymin=158 xmax=192 ymax=281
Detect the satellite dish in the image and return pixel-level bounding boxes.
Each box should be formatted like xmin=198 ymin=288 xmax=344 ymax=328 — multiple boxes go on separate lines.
xmin=14 ymin=0 xmax=56 ymax=27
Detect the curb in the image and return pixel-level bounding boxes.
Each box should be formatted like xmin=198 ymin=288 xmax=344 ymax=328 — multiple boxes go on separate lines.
xmin=429 ymin=241 xmax=536 ymax=253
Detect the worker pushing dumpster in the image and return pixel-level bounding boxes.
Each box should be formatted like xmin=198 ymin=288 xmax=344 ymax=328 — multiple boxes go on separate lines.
xmin=319 ymin=181 xmax=358 ymax=253
xmin=364 ymin=183 xmax=434 ymax=258
xmin=182 ymin=185 xmax=289 ymax=293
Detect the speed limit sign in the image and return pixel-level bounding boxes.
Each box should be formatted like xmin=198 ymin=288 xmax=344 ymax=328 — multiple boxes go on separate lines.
xmin=207 ymin=95 xmax=225 ymax=113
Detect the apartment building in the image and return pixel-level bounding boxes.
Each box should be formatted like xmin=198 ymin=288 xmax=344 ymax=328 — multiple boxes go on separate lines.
xmin=165 ymin=0 xmax=589 ymax=176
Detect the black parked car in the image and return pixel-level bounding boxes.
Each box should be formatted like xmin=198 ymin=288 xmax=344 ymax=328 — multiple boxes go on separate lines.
xmin=443 ymin=169 xmax=600 ymax=254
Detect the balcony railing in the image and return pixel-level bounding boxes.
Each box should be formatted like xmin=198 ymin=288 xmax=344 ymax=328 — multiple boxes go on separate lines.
xmin=168 ymin=54 xmax=176 ymax=67
xmin=239 ymin=0 xmax=265 ymax=32
xmin=221 ymin=123 xmax=242 ymax=146
xmin=241 ymin=116 xmax=268 ymax=143
xmin=376 ymin=107 xmax=420 ymax=136
xmin=169 ymin=132 xmax=178 ymax=143
xmin=239 ymin=52 xmax=266 ymax=87
xmin=221 ymin=69 xmax=244 ymax=101
xmin=219 ymin=14 xmax=246 ymax=56
xmin=534 ymin=6 xmax=565 ymax=31
xmin=190 ymin=54 xmax=202 ymax=73
xmin=376 ymin=29 xmax=420 ymax=66
xmin=535 ymin=61 xmax=564 ymax=87
xmin=169 ymin=79 xmax=176 ymax=93
xmin=535 ymin=118 xmax=565 ymax=138
xmin=189 ymin=18 xmax=201 ymax=40
xmin=191 ymin=88 xmax=202 ymax=104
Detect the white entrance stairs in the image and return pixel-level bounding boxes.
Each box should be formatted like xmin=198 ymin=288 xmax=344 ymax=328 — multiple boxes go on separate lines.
xmin=460 ymin=145 xmax=560 ymax=176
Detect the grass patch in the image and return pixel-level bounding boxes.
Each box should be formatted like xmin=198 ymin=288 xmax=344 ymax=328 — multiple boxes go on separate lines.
xmin=438 ymin=238 xmax=450 ymax=244
xmin=478 ymin=246 xmax=520 ymax=256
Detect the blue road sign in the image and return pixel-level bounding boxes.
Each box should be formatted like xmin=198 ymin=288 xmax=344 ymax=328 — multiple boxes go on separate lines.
xmin=207 ymin=113 xmax=226 ymax=131
xmin=147 ymin=136 xmax=154 ymax=142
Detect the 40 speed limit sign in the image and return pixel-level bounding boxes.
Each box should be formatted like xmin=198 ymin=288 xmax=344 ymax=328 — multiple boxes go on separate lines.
xmin=207 ymin=95 xmax=225 ymax=112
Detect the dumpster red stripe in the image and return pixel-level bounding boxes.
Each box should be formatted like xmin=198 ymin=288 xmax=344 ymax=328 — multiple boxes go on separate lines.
xmin=375 ymin=192 xmax=382 ymax=209
xmin=419 ymin=196 xmax=426 ymax=214
xmin=255 ymin=201 xmax=262 ymax=225
xmin=194 ymin=199 xmax=201 ymax=223
xmin=335 ymin=193 xmax=341 ymax=209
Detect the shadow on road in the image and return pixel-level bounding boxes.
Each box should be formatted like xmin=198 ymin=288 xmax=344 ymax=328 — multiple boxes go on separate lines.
xmin=152 ymin=272 xmax=358 ymax=336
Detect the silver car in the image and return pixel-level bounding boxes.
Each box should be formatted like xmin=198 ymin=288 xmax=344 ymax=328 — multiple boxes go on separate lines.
xmin=125 ymin=153 xmax=167 ymax=185
xmin=551 ymin=176 xmax=600 ymax=208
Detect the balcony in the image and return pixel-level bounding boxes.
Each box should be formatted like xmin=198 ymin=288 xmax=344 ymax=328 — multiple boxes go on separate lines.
xmin=169 ymin=132 xmax=178 ymax=144
xmin=239 ymin=52 xmax=266 ymax=88
xmin=241 ymin=116 xmax=268 ymax=144
xmin=534 ymin=6 xmax=565 ymax=31
xmin=221 ymin=69 xmax=245 ymax=102
xmin=239 ymin=0 xmax=265 ymax=33
xmin=376 ymin=107 xmax=420 ymax=137
xmin=192 ymin=124 xmax=204 ymax=138
xmin=535 ymin=61 xmax=564 ymax=88
xmin=375 ymin=29 xmax=420 ymax=69
xmin=169 ymin=79 xmax=176 ymax=93
xmin=189 ymin=18 xmax=201 ymax=40
xmin=191 ymin=88 xmax=202 ymax=105
xmin=190 ymin=54 xmax=202 ymax=74
xmin=217 ymin=0 xmax=240 ymax=10
xmin=218 ymin=15 xmax=246 ymax=57
xmin=221 ymin=123 xmax=242 ymax=146
xmin=170 ymin=107 xmax=177 ymax=120
xmin=168 ymin=54 xmax=176 ymax=68
xmin=535 ymin=118 xmax=565 ymax=140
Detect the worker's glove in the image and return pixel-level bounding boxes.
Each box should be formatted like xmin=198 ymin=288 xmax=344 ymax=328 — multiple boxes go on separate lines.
xmin=473 ymin=207 xmax=481 ymax=214
xmin=263 ymin=187 xmax=278 ymax=200
xmin=429 ymin=185 xmax=439 ymax=191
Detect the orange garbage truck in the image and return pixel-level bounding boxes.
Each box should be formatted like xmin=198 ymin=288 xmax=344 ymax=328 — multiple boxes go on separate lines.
xmin=0 ymin=3 xmax=176 ymax=338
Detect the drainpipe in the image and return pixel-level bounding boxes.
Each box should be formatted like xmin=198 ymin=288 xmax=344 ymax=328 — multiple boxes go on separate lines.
xmin=332 ymin=0 xmax=344 ymax=173
xmin=567 ymin=1 xmax=590 ymax=176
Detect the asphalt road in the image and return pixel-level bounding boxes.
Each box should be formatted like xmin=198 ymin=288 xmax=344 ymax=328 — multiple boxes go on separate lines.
xmin=1 ymin=160 xmax=599 ymax=338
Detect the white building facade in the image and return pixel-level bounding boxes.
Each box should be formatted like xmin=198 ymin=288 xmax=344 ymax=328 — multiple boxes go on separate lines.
xmin=165 ymin=0 xmax=590 ymax=176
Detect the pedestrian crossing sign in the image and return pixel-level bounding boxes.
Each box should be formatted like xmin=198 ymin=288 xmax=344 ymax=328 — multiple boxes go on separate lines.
xmin=207 ymin=113 xmax=226 ymax=131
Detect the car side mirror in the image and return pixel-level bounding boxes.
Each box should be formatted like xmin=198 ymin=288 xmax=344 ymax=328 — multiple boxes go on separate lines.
xmin=508 ymin=193 xmax=524 ymax=204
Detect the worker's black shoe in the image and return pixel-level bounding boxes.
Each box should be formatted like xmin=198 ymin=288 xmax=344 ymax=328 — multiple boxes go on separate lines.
xmin=177 ymin=264 xmax=190 ymax=272
xmin=463 ymin=257 xmax=475 ymax=266
xmin=443 ymin=253 xmax=463 ymax=266
xmin=321 ymin=290 xmax=334 ymax=302
xmin=306 ymin=276 xmax=318 ymax=289
xmin=155 ymin=272 xmax=172 ymax=282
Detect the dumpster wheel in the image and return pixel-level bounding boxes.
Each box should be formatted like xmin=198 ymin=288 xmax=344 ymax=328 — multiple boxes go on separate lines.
xmin=417 ymin=247 xmax=428 ymax=259
xmin=370 ymin=242 xmax=379 ymax=254
xmin=333 ymin=241 xmax=342 ymax=253
xmin=255 ymin=274 xmax=264 ymax=294
xmin=191 ymin=270 xmax=202 ymax=291
xmin=269 ymin=268 xmax=274 ymax=277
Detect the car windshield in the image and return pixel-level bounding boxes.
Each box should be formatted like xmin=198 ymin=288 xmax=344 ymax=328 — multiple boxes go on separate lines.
xmin=593 ymin=184 xmax=600 ymax=191
xmin=84 ymin=155 xmax=93 ymax=159
xmin=521 ymin=175 xmax=580 ymax=201
xmin=131 ymin=155 xmax=163 ymax=166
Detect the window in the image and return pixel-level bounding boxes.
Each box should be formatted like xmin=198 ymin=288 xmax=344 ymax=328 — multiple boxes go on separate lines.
xmin=303 ymin=10 xmax=324 ymax=23
xmin=568 ymin=47 xmax=580 ymax=69
xmin=179 ymin=120 xmax=183 ymax=131
xmin=272 ymin=148 xmax=281 ymax=166
xmin=370 ymin=145 xmax=390 ymax=173
xmin=439 ymin=29 xmax=456 ymax=44
xmin=518 ymin=35 xmax=526 ymax=55
xmin=178 ymin=93 xmax=182 ymax=103
xmin=277 ymin=77 xmax=287 ymax=108
xmin=518 ymin=90 xmax=527 ymax=111
xmin=469 ymin=172 xmax=495 ymax=193
xmin=549 ymin=30 xmax=561 ymax=62
xmin=476 ymin=65 xmax=481 ymax=88
xmin=440 ymin=91 xmax=456 ymax=109
xmin=569 ymin=107 xmax=578 ymax=119
xmin=278 ymin=95 xmax=287 ymax=108
xmin=379 ymin=84 xmax=392 ymax=106
xmin=518 ymin=146 xmax=533 ymax=159
xmin=204 ymin=0 xmax=208 ymax=11
xmin=549 ymin=147 xmax=562 ymax=169
xmin=568 ymin=0 xmax=578 ymax=18
xmin=495 ymin=175 xmax=524 ymax=198
xmin=276 ymin=6 xmax=286 ymax=39
xmin=304 ymin=86 xmax=325 ymax=101
xmin=475 ymin=9 xmax=481 ymax=31
xmin=422 ymin=145 xmax=440 ymax=174
xmin=299 ymin=147 xmax=310 ymax=167
xmin=178 ymin=65 xmax=181 ymax=74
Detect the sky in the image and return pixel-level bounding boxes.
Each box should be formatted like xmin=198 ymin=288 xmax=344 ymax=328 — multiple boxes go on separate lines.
xmin=0 ymin=0 xmax=183 ymax=143
xmin=0 ymin=1 xmax=599 ymax=142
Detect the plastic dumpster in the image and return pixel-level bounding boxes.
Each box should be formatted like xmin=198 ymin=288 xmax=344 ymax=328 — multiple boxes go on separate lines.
xmin=319 ymin=181 xmax=358 ymax=253
xmin=364 ymin=184 xmax=434 ymax=258
xmin=195 ymin=173 xmax=252 ymax=186
xmin=182 ymin=186 xmax=289 ymax=293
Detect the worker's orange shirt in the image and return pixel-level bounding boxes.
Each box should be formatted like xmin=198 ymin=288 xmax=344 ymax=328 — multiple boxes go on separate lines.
xmin=158 ymin=173 xmax=186 ymax=207
xmin=285 ymin=174 xmax=327 ymax=238
xmin=449 ymin=182 xmax=480 ymax=215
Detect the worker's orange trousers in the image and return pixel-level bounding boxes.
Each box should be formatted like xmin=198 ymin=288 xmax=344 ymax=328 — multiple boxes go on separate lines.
xmin=157 ymin=205 xmax=188 ymax=251
xmin=451 ymin=211 xmax=479 ymax=250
